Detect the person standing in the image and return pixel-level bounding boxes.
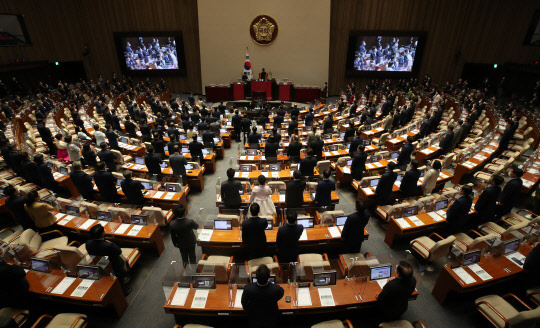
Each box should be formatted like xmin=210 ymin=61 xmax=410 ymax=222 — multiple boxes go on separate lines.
xmin=249 ymin=175 xmax=276 ymax=216
xmin=120 ymin=171 xmax=145 ymax=206
xmin=341 ymin=200 xmax=370 ymax=253
xmin=396 ymin=136 xmax=414 ymax=169
xmin=285 ymin=170 xmax=306 ymax=209
xmin=314 ymin=169 xmax=335 ymax=207
xmin=221 ymin=168 xmax=243 ymax=209
xmin=241 ymin=203 xmax=268 ymax=260
xmin=497 ymin=167 xmax=523 ymax=218
xmin=0 ymin=247 xmax=29 ymax=308
xmin=4 ymin=185 xmax=35 ymax=230
xmin=445 ymin=185 xmax=474 ymax=235
xmin=169 ymin=204 xmax=199 ymax=264
xmin=93 ymin=162 xmax=119 ymax=203
xmin=375 ymin=161 xmax=398 ymax=205
xmin=351 ymin=145 xmax=367 ymax=181
xmin=399 ymin=160 xmax=421 ymax=199
xmin=276 ymin=210 xmax=304 ymax=263
xmin=422 ymin=160 xmax=441 ymax=195
xmin=169 ymin=145 xmax=188 ymax=185
xmin=69 ymin=162 xmax=94 ymax=200
xmin=474 ymin=175 xmax=503 ymax=224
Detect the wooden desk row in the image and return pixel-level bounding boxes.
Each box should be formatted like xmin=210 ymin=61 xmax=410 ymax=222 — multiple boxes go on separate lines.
xmin=122 ymin=162 xmax=205 ymax=191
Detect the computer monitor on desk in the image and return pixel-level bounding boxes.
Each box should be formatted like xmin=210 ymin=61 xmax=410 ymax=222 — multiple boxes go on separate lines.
xmin=131 ymin=215 xmax=147 ymax=226
xmin=268 ymin=164 xmax=280 ymax=172
xmin=165 ymin=183 xmax=181 ymax=192
xmin=462 ymin=250 xmax=482 ymax=266
xmin=65 ymin=205 xmax=79 ymax=216
xmin=346 ymin=159 xmax=353 ymax=166
xmin=240 ymin=165 xmax=252 ymax=172
xmin=31 ymin=258 xmax=51 ymax=273
xmin=370 ymin=264 xmax=392 ymax=281
xmin=141 ymin=181 xmax=153 ymax=190
xmin=370 ymin=178 xmax=380 ymax=188
xmin=403 ymin=206 xmax=418 ymax=217
xmin=266 ymin=219 xmax=273 ymax=230
xmin=97 ymin=211 xmax=112 ymax=222
xmin=180 ymin=134 xmax=187 ymax=140
xmin=435 ymin=199 xmax=448 ymax=211
xmin=120 ymin=137 xmax=128 ymax=144
xmin=78 ymin=265 xmax=100 ymax=280
xmin=192 ymin=274 xmax=216 ymax=289
xmin=390 ymin=152 xmax=399 ymax=160
xmin=59 ymin=166 xmax=69 ymax=175
xmin=185 ymin=164 xmax=194 ymax=171
xmin=297 ymin=218 xmax=314 ymax=229
xmin=313 ymin=271 xmax=337 ymax=287
xmin=336 ymin=216 xmax=347 ymax=226
xmin=181 ymin=147 xmax=189 ymax=153
xmin=135 ymin=157 xmax=145 ymax=165
xmin=252 ymin=274 xmax=276 ymax=284
xmin=214 ymin=219 xmax=232 ymax=230
xmin=246 ymin=149 xmax=258 ymax=156
xmin=504 ymin=239 xmax=520 ymax=255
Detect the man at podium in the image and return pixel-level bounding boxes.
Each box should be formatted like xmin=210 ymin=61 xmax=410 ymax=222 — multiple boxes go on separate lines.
xmin=259 ymin=68 xmax=268 ymax=81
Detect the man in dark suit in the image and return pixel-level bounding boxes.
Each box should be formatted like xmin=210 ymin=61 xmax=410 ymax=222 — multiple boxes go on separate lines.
xmin=396 ymin=136 xmax=414 ymax=169
xmin=105 ymin=124 xmax=120 ymax=150
xmin=37 ymin=122 xmax=55 ymax=154
xmin=241 ymin=264 xmax=284 ymax=328
xmin=232 ymin=110 xmax=242 ymax=142
xmin=498 ymin=118 xmax=518 ymax=154
xmin=221 ymin=168 xmax=242 ymax=209
xmin=170 ymin=204 xmax=199 ymax=263
xmin=349 ymin=130 xmax=363 ymax=156
xmin=265 ymin=136 xmax=279 ymax=160
xmin=445 ymin=184 xmax=474 ymax=235
xmin=34 ymin=153 xmax=60 ymax=192
xmin=459 ymin=117 xmax=473 ymax=144
xmin=247 ymin=127 xmax=261 ymax=146
xmin=124 ymin=116 xmax=137 ymax=138
xmin=315 ymin=170 xmax=335 ymax=207
xmin=474 ymin=175 xmax=503 ymax=224
xmin=169 ymin=145 xmax=188 ymax=185
xmin=287 ymin=135 xmax=302 ymax=163
xmin=286 ymin=170 xmax=306 ymax=209
xmin=70 ymin=162 xmax=94 ymax=200
xmin=304 ymin=108 xmax=315 ymax=126
xmin=144 ymin=145 xmax=163 ymax=179
xmin=381 ymin=99 xmax=392 ymax=117
xmin=300 ymin=149 xmax=317 ymax=177
xmin=376 ymin=261 xmax=416 ymax=322
xmin=21 ymin=152 xmax=40 ymax=185
xmin=351 ymin=145 xmax=367 ymax=181
xmin=86 ymin=224 xmax=131 ymax=295
xmin=497 ymin=168 xmax=523 ymax=218
xmin=276 ymin=210 xmax=304 ymax=263
xmin=97 ymin=143 xmax=116 ymax=172
xmin=241 ymin=117 xmax=251 ymax=143
xmin=4 ymin=185 xmax=35 ymax=230
xmin=188 ymin=134 xmax=204 ymax=164
xmin=242 ymin=203 xmax=268 ymax=260
xmin=439 ymin=126 xmax=455 ymax=155
xmin=524 ymin=241 xmax=540 ymax=284
xmin=375 ymin=161 xmax=398 ymax=205
xmin=323 ymin=114 xmax=334 ymax=133
xmin=341 ymin=200 xmax=370 ymax=253
xmin=93 ymin=162 xmax=119 ymax=203
xmin=309 ymin=134 xmax=324 ymax=160
xmin=399 ymin=159 xmax=421 ymax=198
xmin=419 ymin=115 xmax=430 ymax=138
xmin=120 ymin=171 xmax=145 ymax=206
xmin=0 ymin=247 xmax=29 ymax=308
xmin=287 ymin=117 xmax=299 ymax=136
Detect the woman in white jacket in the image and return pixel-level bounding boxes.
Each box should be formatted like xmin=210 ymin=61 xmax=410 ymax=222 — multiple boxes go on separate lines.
xmin=249 ymin=175 xmax=276 ymax=216
xmin=422 ymin=160 xmax=442 ymax=195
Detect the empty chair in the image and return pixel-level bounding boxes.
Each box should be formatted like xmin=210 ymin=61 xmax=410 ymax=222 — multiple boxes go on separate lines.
xmin=111 ymin=149 xmax=132 ymax=163
xmin=527 ymin=288 xmax=540 ymax=306
xmin=316 ymin=160 xmax=331 ymax=175
xmin=246 ymin=256 xmax=280 ymax=275
xmin=311 ymin=319 xmax=354 ymax=328
xmin=336 ymin=156 xmax=352 ymax=167
xmin=55 ymin=243 xmax=140 ymax=271
xmin=298 ymin=253 xmax=331 ymax=281
xmin=216 ymin=213 xmax=241 ymax=227
xmin=14 ymin=229 xmax=69 ymax=259
xmin=379 ymin=320 xmax=426 ymax=328
xmin=452 ymin=231 xmax=495 ymax=253
xmin=476 ymin=293 xmax=540 ymax=328
xmin=141 ymin=206 xmax=174 ymax=226
xmin=81 ymin=201 xmax=99 ymax=219
xmin=478 ymin=219 xmax=529 ymax=237
xmin=376 ymin=203 xmax=410 ymax=221
xmin=188 ymin=162 xmax=201 ymax=170
xmin=197 ymin=254 xmax=233 ymax=284
xmin=319 ymin=210 xmax=345 ymax=225
xmin=30 ymin=313 xmax=87 ymax=328
xmin=410 ymin=233 xmax=456 ymax=269
xmin=338 ymin=252 xmax=379 ymax=276
xmin=0 ymin=307 xmax=29 ymax=328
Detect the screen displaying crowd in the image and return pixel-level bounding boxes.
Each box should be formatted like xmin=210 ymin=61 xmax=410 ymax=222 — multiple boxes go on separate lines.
xmin=352 ymin=36 xmax=419 ymax=72
xmin=122 ymin=36 xmax=179 ymax=70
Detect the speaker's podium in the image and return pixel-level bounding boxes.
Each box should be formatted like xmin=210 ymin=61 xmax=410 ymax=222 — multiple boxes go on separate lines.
xmin=251 ymin=80 xmax=272 ymax=100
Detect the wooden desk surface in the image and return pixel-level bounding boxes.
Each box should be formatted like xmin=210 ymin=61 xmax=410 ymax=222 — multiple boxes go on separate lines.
xmin=216 ymin=191 xmax=339 ymax=207
xmin=452 ymin=141 xmax=498 ymax=184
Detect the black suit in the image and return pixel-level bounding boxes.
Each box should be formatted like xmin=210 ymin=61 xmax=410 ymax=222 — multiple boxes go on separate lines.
xmin=524 ymin=243 xmax=540 ymax=283
xmin=446 ymin=195 xmax=473 ymax=234
xmin=6 ymin=195 xmax=35 ymax=230
xmin=300 ymin=155 xmax=317 ymax=177
xmin=397 ymin=143 xmax=414 ymax=167
xmin=315 ymin=179 xmax=335 ymax=206
xmin=241 ymin=282 xmax=284 ymax=328
xmin=98 ymin=150 xmax=116 ymax=172
xmin=439 ymin=131 xmax=454 ymax=154
xmin=145 ymin=153 xmax=163 ymax=176
xmin=22 ymin=160 xmax=40 ymax=185
xmin=221 ymin=178 xmax=243 ymax=209
xmin=287 ymin=141 xmax=302 ymax=162
xmin=498 ymin=178 xmax=523 ymax=216
xmin=105 ymin=129 xmax=119 ymax=150
xmin=276 ymin=224 xmax=304 ymax=263
xmin=169 ymin=153 xmax=188 ymax=185
xmin=121 ymin=178 xmax=145 ymax=206
xmin=170 ymin=217 xmax=199 ymax=263
xmin=286 ymin=179 xmax=306 ymax=209
xmin=70 ymin=170 xmax=94 ymax=200
xmin=242 ymin=216 xmax=268 ymax=260
xmin=85 ymin=239 xmax=125 ymax=280
xmin=341 ymin=210 xmax=370 ymax=253
xmin=38 ymin=163 xmax=58 ymax=190
xmin=247 ymin=132 xmax=261 ymax=145
xmin=93 ymin=170 xmax=119 ymax=202
xmin=474 ymin=185 xmax=502 ymax=223
xmin=265 ymin=141 xmax=279 ymax=159
xmin=309 ymin=139 xmax=324 ymax=160
xmin=189 ymin=140 xmax=204 ymax=163
xmin=349 ymin=136 xmax=363 ymax=155
xmin=351 ymin=151 xmax=367 ymax=180
xmin=0 ymin=260 xmax=29 ymax=308
xmin=375 ymin=171 xmax=398 ymax=205
xmin=377 ymin=275 xmax=417 ymax=321
xmin=399 ymin=168 xmax=421 ymax=198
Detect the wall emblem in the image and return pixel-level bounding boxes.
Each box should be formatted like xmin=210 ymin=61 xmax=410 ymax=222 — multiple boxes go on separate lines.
xmin=250 ymin=15 xmax=278 ymax=45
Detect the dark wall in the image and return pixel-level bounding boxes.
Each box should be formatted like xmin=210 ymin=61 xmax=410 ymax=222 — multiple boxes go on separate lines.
xmin=0 ymin=0 xmax=202 ymax=93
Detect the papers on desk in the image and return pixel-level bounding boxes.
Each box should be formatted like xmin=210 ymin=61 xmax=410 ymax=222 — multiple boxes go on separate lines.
xmin=299 ymin=230 xmax=308 ymax=241
xmin=261 ymin=172 xmax=269 ymax=177
xmin=51 ymin=277 xmax=76 ymax=294
xmin=523 ymin=180 xmax=535 ymax=188
xmin=468 ymin=264 xmax=493 ymax=281
xmin=171 ymin=287 xmax=190 ymax=306
xmin=279 ymin=194 xmax=286 ymax=202
xmin=373 ymin=162 xmax=383 ymax=168
xmin=127 ymin=225 xmax=143 ymax=236
xmin=153 ymin=191 xmax=165 ymax=199
xmin=198 ymin=229 xmax=214 ymax=242
xmin=395 ymin=218 xmax=412 ymax=229
xmin=57 ymin=215 xmax=75 ymax=226
xmin=376 ymin=278 xmax=389 ymax=289
xmin=191 ymin=289 xmax=209 ymax=309
xmin=427 ymin=212 xmax=445 ymax=222
xmin=362 ymin=187 xmax=374 ymax=195
xmin=98 ymin=221 xmax=108 ymax=227
xmin=297 ymin=287 xmax=312 ymax=306
xmin=435 ymin=210 xmax=447 ymax=218
xmin=327 ymin=226 xmax=341 ymax=238
xmin=440 ymin=173 xmax=449 ymax=179
xmin=366 ymin=145 xmax=375 ymax=151
xmin=114 ymin=223 xmax=131 ymax=235
xmin=234 ymin=289 xmax=244 ymax=308
xmin=473 ymin=155 xmax=487 ymax=161
xmin=318 ymin=288 xmax=335 ymax=307
xmin=53 ymin=172 xmax=64 ymax=179
xmin=269 ymin=172 xmax=277 ymax=178
xmin=240 ymin=172 xmax=249 ymax=178
xmin=55 ymin=212 xmax=66 ymax=220
xmin=366 ymin=163 xmax=375 ymax=169
xmin=343 ymin=167 xmax=351 ymax=174
xmin=331 ymin=151 xmax=339 ymax=156
xmin=452 ymin=267 xmax=477 ymax=285
xmin=462 ymin=161 xmax=476 ymax=169
xmin=247 ymin=156 xmax=255 ymax=161
xmin=133 ymin=164 xmax=145 ymax=170
xmin=408 ymin=216 xmax=424 ymax=226
xmin=71 ymin=279 xmax=94 ymax=297
xmin=164 ymin=192 xmax=175 ymax=200
xmin=505 ymin=252 xmax=526 ymax=268
xmin=79 ymin=219 xmax=96 ymax=230
xmin=394 ymin=181 xmax=401 ymax=188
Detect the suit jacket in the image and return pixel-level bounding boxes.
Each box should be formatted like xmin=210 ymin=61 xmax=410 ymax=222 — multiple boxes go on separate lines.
xmin=341 ymin=210 xmax=370 ymax=252
xmin=300 ymin=156 xmax=317 ymax=176
xmin=400 ymin=169 xmax=421 ymax=198
xmin=70 ymin=170 xmax=94 ymax=199
xmin=169 ymin=153 xmax=187 ymax=182
xmin=309 ymin=139 xmax=324 ymax=160
xmin=351 ymin=151 xmax=367 ymax=180
xmin=241 ymin=282 xmax=285 ymax=328
xmin=287 ymin=142 xmax=302 ymax=160
xmin=97 ymin=150 xmax=116 ymax=172
xmin=498 ymin=178 xmax=523 ymax=210
xmin=93 ymin=170 xmax=118 ymax=201
xmin=397 ymin=143 xmax=414 ymax=166
xmin=105 ymin=130 xmax=119 ymax=149
xmin=38 ymin=163 xmax=57 ymax=190
xmin=265 ymin=142 xmax=279 ymax=158
xmin=170 ymin=217 xmax=199 ymax=249
xmin=349 ymin=137 xmax=363 ymax=155
xmin=22 ymin=160 xmax=40 ymax=185
xmin=377 ymin=275 xmax=417 ymax=321
xmin=242 ymin=216 xmax=268 ymax=250
xmin=121 ymin=178 xmax=145 ymax=205
xmin=276 ymin=224 xmax=304 ymax=263
xmin=315 ymin=179 xmax=335 ymax=206
xmin=221 ymin=179 xmax=243 ymax=208
xmin=85 ymin=239 xmax=124 ymax=274
xmin=286 ymin=179 xmax=306 ymax=208
xmin=24 ymin=202 xmax=56 ymax=228
xmin=474 ymin=185 xmax=502 ymax=220
xmin=446 ymin=195 xmax=473 ymax=233
xmin=247 ymin=132 xmax=261 ymax=144
xmin=188 ymin=141 xmax=204 ymax=159
xmin=439 ymin=131 xmax=454 ymax=152
xmin=145 ymin=153 xmax=163 ymax=176
xmin=6 ymin=196 xmax=34 ymax=230
xmin=524 ymin=243 xmax=540 ymax=276
xmin=375 ymin=171 xmax=397 ymax=205
xmin=0 ymin=261 xmax=29 ymax=308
